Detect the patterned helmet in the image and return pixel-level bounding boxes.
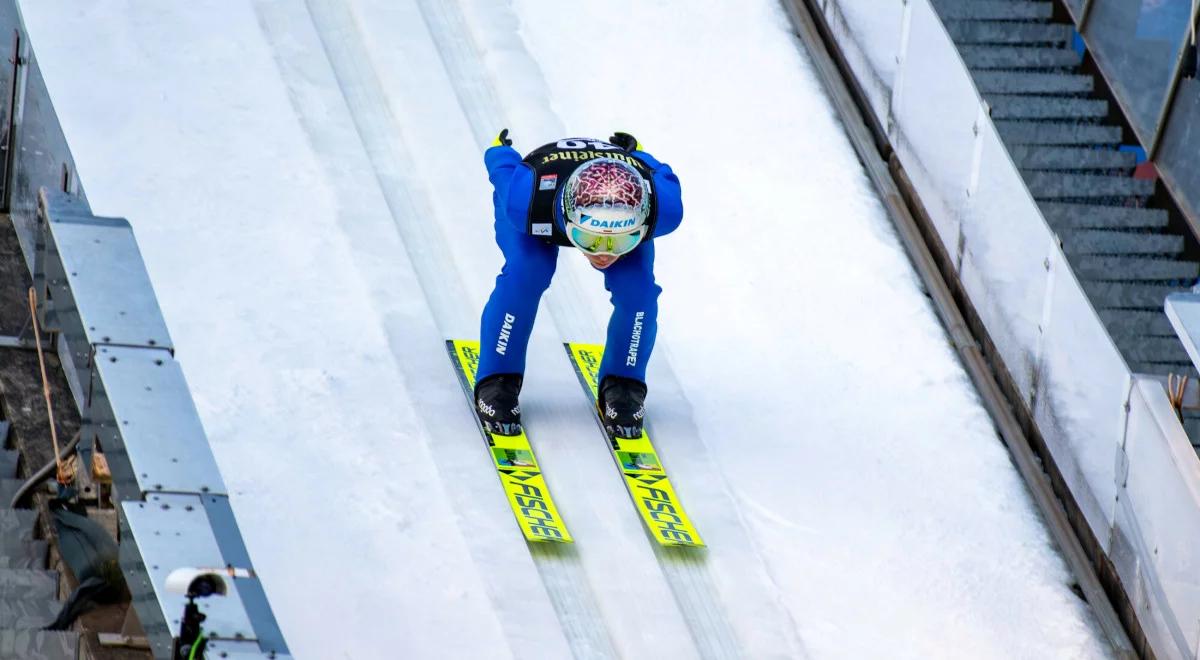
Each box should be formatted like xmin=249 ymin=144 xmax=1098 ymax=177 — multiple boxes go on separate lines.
xmin=561 ymin=158 xmax=651 ymax=256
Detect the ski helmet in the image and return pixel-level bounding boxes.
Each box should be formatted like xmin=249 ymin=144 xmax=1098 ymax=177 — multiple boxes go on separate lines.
xmin=561 ymin=158 xmax=651 ymax=257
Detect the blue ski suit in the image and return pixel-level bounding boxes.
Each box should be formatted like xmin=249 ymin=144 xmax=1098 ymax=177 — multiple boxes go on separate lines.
xmin=477 ymin=139 xmax=683 ymax=386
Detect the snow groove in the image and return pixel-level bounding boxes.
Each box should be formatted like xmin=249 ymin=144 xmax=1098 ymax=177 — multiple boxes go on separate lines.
xmin=295 ymin=0 xmax=617 ymax=657
xmin=411 ymin=1 xmax=808 ymax=657
xmin=658 ymin=549 xmax=742 ymax=659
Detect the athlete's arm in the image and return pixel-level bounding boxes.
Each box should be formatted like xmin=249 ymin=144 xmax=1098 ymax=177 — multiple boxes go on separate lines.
xmin=484 ymin=144 xmax=535 ymax=233
xmin=633 ymin=149 xmax=683 ymax=238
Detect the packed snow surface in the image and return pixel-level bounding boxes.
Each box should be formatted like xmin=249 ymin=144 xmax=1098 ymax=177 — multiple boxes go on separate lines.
xmin=20 ymin=0 xmax=1112 ymax=657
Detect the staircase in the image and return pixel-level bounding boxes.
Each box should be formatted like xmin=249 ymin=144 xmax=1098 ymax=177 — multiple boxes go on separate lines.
xmin=933 ymin=0 xmax=1199 ymax=377
xmin=0 ymin=422 xmax=77 ymax=659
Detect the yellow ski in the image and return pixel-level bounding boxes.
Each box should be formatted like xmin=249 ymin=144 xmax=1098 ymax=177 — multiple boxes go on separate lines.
xmin=564 ymin=343 xmax=704 ymax=547
xmin=447 ymin=340 xmax=572 ymax=543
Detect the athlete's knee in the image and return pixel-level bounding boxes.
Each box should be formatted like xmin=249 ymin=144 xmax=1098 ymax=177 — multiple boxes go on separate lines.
xmin=609 ymin=274 xmax=660 ymax=310
xmin=500 ymin=252 xmax=558 ymax=293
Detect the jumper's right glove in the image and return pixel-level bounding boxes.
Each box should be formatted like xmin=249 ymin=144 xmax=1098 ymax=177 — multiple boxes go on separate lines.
xmin=492 ymin=128 xmax=513 ymax=147
xmin=609 ymin=131 xmax=641 ymax=153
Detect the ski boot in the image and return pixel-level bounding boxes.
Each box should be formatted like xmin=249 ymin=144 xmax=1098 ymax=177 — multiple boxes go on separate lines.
xmin=598 ymin=376 xmax=648 ymax=439
xmin=474 ymin=373 xmax=523 ymax=436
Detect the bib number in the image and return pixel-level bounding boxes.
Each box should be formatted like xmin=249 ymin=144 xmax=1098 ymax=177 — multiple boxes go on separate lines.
xmin=557 ymin=139 xmax=620 ymax=151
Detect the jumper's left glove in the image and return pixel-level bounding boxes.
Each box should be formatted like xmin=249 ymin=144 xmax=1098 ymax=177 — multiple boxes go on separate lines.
xmin=492 ymin=128 xmax=513 ymax=147
xmin=609 ymin=132 xmax=641 ymax=153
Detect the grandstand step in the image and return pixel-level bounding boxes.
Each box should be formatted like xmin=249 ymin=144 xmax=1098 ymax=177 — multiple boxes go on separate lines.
xmin=0 ymin=450 xmax=15 ymax=480
xmin=0 ymin=629 xmax=79 ymax=659
xmin=1099 ymin=310 xmax=1176 ymax=336
xmin=1039 ymin=202 xmax=1169 ymax=229
xmin=1184 ymin=416 xmax=1200 ymax=445
xmin=996 ymin=121 xmax=1122 ymax=145
xmin=0 ymin=479 xmax=24 ymax=509
xmin=1023 ymin=173 xmax=1155 ymax=199
xmin=0 ymin=541 xmax=46 ymax=570
xmin=0 ymin=510 xmax=35 ymax=549
xmin=960 ymin=45 xmax=1082 ymax=69
xmin=1062 ymin=230 xmax=1184 ymax=256
xmin=946 ymin=21 xmax=1072 ymax=45
xmin=1082 ymin=282 xmax=1180 ymax=309
xmin=973 ymin=71 xmax=1093 ymax=94
xmin=0 ymin=569 xmax=58 ymax=600
xmin=1117 ymin=337 xmax=1192 ymax=364
xmin=988 ymin=95 xmax=1108 ymax=120
xmin=1010 ymin=145 xmax=1135 ymax=170
xmin=933 ymin=0 xmax=1053 ymax=20
xmin=1072 ymin=256 xmax=1199 ymax=281
xmin=1131 ymin=361 xmax=1195 ymax=376
xmin=1104 ymin=324 xmax=1171 ymax=343
xmin=0 ymin=597 xmax=58 ymax=628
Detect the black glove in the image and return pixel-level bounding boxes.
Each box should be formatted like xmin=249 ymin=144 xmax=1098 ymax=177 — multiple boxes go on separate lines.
xmin=493 ymin=128 xmax=513 ymax=147
xmin=609 ymin=132 xmax=640 ymax=152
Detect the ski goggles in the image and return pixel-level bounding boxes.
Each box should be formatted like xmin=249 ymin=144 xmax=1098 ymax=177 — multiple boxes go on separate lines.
xmin=567 ymin=224 xmax=644 ymax=256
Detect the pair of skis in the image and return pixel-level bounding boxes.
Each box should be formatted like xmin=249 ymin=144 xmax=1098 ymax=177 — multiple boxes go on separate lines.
xmin=447 ymin=339 xmax=703 ymax=548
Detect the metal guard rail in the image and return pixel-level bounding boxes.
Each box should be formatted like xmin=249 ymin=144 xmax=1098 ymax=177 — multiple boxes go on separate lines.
xmin=30 ymin=191 xmax=289 ymax=659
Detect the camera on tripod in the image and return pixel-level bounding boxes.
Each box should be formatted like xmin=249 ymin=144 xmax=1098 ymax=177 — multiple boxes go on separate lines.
xmin=165 ymin=566 xmax=254 ymax=659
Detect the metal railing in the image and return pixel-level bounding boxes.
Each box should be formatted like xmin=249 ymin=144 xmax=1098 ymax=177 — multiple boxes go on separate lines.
xmin=32 ymin=189 xmax=288 ymax=658
xmin=31 ymin=194 xmax=289 ymax=659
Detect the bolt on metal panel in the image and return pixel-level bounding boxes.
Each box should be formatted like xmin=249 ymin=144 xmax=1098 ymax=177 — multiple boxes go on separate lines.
xmin=89 ymin=345 xmax=227 ymax=499
xmin=120 ymin=494 xmax=258 ymax=659
xmin=204 ymin=638 xmax=293 ymax=659
xmin=41 ymin=190 xmax=173 ymax=351
xmin=200 ymin=495 xmax=289 ymax=655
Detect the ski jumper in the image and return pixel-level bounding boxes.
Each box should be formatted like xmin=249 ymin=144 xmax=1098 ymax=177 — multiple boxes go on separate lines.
xmin=477 ymin=138 xmax=683 ymax=385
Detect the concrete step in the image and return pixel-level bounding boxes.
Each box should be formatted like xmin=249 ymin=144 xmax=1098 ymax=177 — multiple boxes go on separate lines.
xmin=0 ymin=479 xmax=22 ymax=509
xmin=0 ymin=510 xmax=42 ymax=571
xmin=1118 ymin=336 xmax=1192 ymax=364
xmin=974 ymin=71 xmax=1094 ymax=94
xmin=946 ymin=21 xmax=1073 ymax=45
xmin=996 ymin=121 xmax=1122 ymax=145
xmin=1187 ymin=416 xmax=1200 ymax=444
xmin=0 ymin=510 xmax=35 ymax=552
xmin=0 ymin=450 xmax=15 ymax=480
xmin=0 ymin=569 xmax=58 ymax=600
xmin=1100 ymin=310 xmax=1176 ymax=336
xmin=933 ymin=0 xmax=1054 ymax=20
xmin=0 ymin=630 xmax=79 ymax=660
xmin=1024 ymin=172 xmax=1155 ymax=199
xmin=1082 ymin=282 xmax=1180 ymax=309
xmin=1072 ymin=256 xmax=1199 ymax=281
xmin=1063 ymin=229 xmax=1184 ymax=255
xmin=0 ymin=541 xmax=46 ymax=570
xmin=0 ymin=598 xmax=58 ymax=628
xmin=1011 ymin=146 xmax=1136 ymax=170
xmin=1131 ymin=361 xmax=1195 ymax=376
xmin=1039 ymin=202 xmax=1169 ymax=229
xmin=988 ymin=94 xmax=1108 ymax=119
xmin=960 ymin=45 xmax=1082 ymax=69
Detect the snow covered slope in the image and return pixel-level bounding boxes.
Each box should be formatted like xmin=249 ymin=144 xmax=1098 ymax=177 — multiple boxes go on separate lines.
xmin=20 ymin=0 xmax=1113 ymax=657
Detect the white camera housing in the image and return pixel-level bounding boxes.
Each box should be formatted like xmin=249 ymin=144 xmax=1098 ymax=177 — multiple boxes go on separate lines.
xmin=165 ymin=568 xmax=229 ymax=598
